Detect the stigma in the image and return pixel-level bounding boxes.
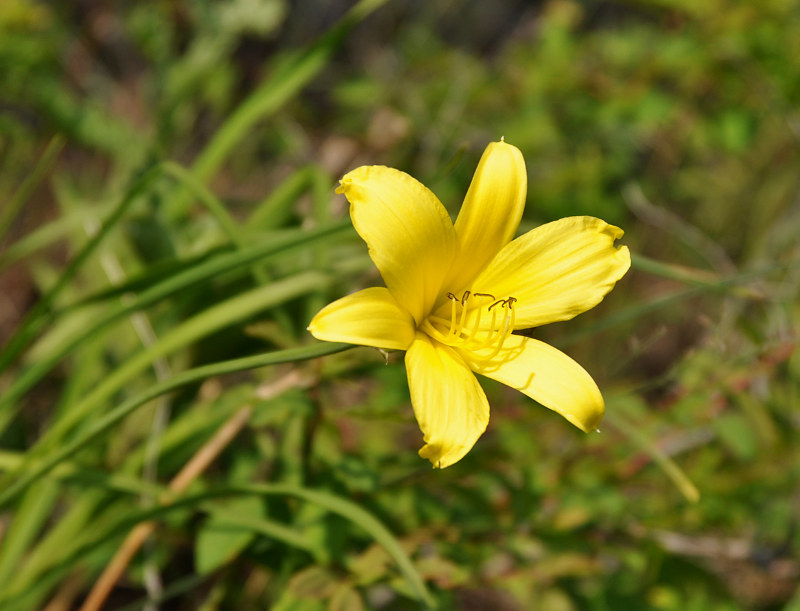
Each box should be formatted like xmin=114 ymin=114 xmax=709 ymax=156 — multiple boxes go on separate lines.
xmin=421 ymin=290 xmax=517 ymax=362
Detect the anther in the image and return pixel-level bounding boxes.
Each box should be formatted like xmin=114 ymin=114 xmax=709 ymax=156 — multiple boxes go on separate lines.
xmin=488 ymin=299 xmax=505 ymax=311
xmin=460 ymin=290 xmax=470 ymax=306
xmin=473 ymin=292 xmax=495 ymax=300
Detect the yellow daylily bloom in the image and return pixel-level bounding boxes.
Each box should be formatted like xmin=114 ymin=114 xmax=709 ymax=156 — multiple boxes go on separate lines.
xmin=309 ymin=140 xmax=631 ymax=468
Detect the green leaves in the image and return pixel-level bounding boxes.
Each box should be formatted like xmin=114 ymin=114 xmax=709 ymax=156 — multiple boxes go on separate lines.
xmin=195 ymin=497 xmax=267 ymax=575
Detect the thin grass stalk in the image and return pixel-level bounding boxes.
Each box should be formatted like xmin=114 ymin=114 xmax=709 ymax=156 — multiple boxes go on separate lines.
xmin=0 ymin=135 xmax=65 ymax=243
xmin=604 ymin=410 xmax=701 ymax=503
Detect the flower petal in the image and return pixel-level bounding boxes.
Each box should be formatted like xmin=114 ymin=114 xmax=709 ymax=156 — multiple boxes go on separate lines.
xmin=473 ymin=216 xmax=630 ymax=328
xmin=469 ymin=334 xmax=603 ymax=432
xmin=337 ymin=166 xmax=457 ymax=325
xmin=448 ymin=140 xmax=527 ymax=293
xmin=308 ymin=287 xmax=415 ymax=351
xmin=405 ymin=333 xmax=490 ymax=468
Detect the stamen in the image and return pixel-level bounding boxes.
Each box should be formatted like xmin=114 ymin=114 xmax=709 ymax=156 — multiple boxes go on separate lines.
xmin=464 ymin=292 xmax=493 ymax=347
xmin=485 ymin=305 xmax=499 ymax=346
xmin=482 ymin=299 xmax=516 ymax=362
xmin=420 ymin=318 xmax=451 ymax=345
xmin=457 ymin=292 xmax=470 ymax=336
xmin=425 ymin=291 xmax=517 ymax=359
xmin=448 ymin=294 xmax=458 ymax=337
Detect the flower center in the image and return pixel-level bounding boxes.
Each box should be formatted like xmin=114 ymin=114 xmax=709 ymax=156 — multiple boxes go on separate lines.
xmin=421 ymin=290 xmax=517 ymax=362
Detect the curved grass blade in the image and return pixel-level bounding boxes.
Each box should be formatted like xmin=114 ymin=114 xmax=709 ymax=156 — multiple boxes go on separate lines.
xmin=0 ymin=204 xmax=119 ymax=272
xmin=243 ymin=483 xmax=436 ymax=608
xmin=0 ymin=342 xmax=350 ymax=508
xmin=0 ymin=135 xmax=65 ymax=242
xmin=0 ymin=164 xmax=163 ymax=374
xmin=245 ymin=167 xmax=315 ymax=231
xmin=168 ymin=0 xmax=389 ymax=219
xmin=0 ymin=220 xmax=351 ymax=429
xmin=34 ymin=272 xmax=334 ymax=447
xmin=1 ymin=484 xmax=433 ymax=610
xmin=161 ymin=161 xmax=242 ymax=245
xmin=604 ymin=410 xmax=700 ymax=503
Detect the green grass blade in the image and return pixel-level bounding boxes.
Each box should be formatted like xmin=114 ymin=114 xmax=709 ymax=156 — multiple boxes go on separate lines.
xmin=0 ymin=205 xmax=113 ymax=272
xmin=245 ymin=167 xmax=314 ymax=231
xmin=0 ymin=450 xmax=161 ymax=497
xmin=0 ymin=480 xmax=60 ymax=592
xmin=0 ymin=342 xmax=350 ymax=508
xmin=2 ymin=483 xmax=434 ymax=610
xmin=168 ymin=0 xmax=389 ymax=219
xmin=0 ymin=490 xmax=108 ymax=608
xmin=31 ymin=77 xmax=148 ymax=161
xmin=161 ymin=161 xmax=242 ymax=244
xmin=243 ymin=483 xmax=436 ymax=609
xmin=558 ymin=287 xmax=701 ymax=348
xmin=43 ymin=271 xmax=334 ymax=444
xmin=0 ymin=220 xmax=352 ymax=429
xmin=605 ymin=409 xmax=700 ymax=503
xmin=558 ymin=256 xmax=794 ymax=348
xmin=0 ymin=164 xmax=163 ymax=374
xmin=0 ymin=135 xmax=65 ymax=242
xmin=160 ymin=159 xmax=275 ymax=287
xmin=196 ymin=508 xmax=314 ymax=554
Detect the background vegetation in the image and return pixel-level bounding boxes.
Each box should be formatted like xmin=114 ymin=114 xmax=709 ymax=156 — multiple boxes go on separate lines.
xmin=1 ymin=0 xmax=798 ymax=609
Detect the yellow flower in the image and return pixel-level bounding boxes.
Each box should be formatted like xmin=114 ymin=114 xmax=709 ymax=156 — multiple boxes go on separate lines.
xmin=309 ymin=140 xmax=630 ymax=468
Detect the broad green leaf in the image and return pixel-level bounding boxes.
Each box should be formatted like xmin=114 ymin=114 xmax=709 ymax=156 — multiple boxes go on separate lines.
xmin=328 ymin=584 xmax=364 ymax=611
xmin=195 ymin=496 xmax=264 ymax=575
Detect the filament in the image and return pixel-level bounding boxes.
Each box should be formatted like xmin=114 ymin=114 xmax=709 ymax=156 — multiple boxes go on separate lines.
xmin=426 ymin=291 xmax=517 ymax=360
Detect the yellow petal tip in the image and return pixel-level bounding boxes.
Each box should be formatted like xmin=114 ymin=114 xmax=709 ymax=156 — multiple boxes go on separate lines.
xmin=567 ymin=402 xmax=604 ymax=434
xmin=419 ymin=444 xmax=460 ymax=469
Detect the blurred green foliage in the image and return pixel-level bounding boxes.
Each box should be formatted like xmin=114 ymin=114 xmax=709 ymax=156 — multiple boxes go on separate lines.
xmin=0 ymin=0 xmax=799 ymax=609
